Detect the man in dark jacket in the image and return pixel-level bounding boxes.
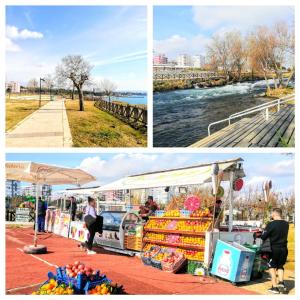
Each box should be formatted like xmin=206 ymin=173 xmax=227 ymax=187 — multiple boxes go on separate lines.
xmin=37 ymin=197 xmax=47 ymax=232
xmin=66 ymin=196 xmax=77 ymax=221
xmin=261 ymin=208 xmax=289 ymax=294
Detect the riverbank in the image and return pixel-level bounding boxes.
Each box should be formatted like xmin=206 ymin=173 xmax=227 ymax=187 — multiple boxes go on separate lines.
xmin=153 ymin=74 xmax=266 ymax=92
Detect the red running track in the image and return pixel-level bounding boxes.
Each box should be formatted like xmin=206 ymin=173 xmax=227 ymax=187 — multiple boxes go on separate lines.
xmin=6 ymin=226 xmax=257 ymax=295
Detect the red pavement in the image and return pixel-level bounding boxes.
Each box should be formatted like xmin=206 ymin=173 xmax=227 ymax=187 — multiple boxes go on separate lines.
xmin=6 ymin=226 xmax=257 ymax=295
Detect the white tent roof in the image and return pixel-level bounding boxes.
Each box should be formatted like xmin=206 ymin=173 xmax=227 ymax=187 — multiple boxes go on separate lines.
xmin=6 ymin=161 xmax=96 ymax=185
xmin=95 ymin=158 xmax=244 ymax=192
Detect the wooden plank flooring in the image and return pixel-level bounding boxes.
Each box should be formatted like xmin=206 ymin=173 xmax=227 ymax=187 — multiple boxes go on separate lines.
xmin=190 ymin=105 xmax=295 ymax=148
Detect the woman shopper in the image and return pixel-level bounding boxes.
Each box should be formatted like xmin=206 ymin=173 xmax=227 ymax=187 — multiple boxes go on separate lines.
xmin=83 ymin=197 xmax=103 ymax=255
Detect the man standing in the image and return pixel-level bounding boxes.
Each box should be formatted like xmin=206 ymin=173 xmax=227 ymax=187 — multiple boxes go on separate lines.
xmin=260 ymin=208 xmax=289 ymax=294
xmin=67 ymin=196 xmax=77 ymax=221
xmin=37 ymin=197 xmax=47 ymax=232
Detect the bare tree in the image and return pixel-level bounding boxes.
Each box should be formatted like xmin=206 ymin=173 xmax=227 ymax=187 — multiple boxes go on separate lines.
xmin=56 ymin=55 xmax=92 ymax=111
xmin=27 ymin=78 xmax=39 ymax=93
xmin=100 ymin=79 xmax=117 ymax=102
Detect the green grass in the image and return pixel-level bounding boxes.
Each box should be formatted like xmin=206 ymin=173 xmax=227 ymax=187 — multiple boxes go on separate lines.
xmin=65 ymin=100 xmax=147 ymax=147
xmin=6 ymin=99 xmax=49 ymax=131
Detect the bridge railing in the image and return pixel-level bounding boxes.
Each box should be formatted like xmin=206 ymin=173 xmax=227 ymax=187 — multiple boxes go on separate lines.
xmin=94 ymin=99 xmax=147 ymax=130
xmin=207 ymin=94 xmax=294 ymax=136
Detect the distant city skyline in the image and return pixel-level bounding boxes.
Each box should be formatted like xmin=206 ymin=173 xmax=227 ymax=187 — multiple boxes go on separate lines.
xmin=154 ymin=6 xmax=294 ymax=58
xmin=6 ymin=6 xmax=147 ymax=92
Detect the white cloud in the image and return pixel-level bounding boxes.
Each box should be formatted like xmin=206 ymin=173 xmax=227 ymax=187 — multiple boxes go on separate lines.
xmin=6 ymin=37 xmax=21 ymax=52
xmin=154 ymin=34 xmax=210 ymax=58
xmin=246 ymin=176 xmax=269 ymax=188
xmin=192 ymin=6 xmax=293 ymax=31
xmin=6 ymin=25 xmax=43 ymax=53
xmin=6 ymin=25 xmax=43 ymax=40
xmin=259 ymin=158 xmax=294 ymax=177
xmin=78 ymin=154 xmax=195 ymax=186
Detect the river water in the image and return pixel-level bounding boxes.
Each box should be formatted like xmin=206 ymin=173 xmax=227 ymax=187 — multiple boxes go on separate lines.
xmin=153 ymin=80 xmax=273 ymax=147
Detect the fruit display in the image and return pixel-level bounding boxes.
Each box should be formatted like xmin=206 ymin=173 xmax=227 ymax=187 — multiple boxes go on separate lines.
xmin=64 ymin=261 xmax=97 ymax=279
xmin=144 ymin=232 xmax=205 ymax=246
xmin=164 ymin=210 xmax=181 ymax=217
xmin=190 ymin=208 xmax=212 ymax=218
xmin=143 ymin=213 xmax=212 ymax=262
xmin=87 ymin=282 xmax=124 ymax=295
xmin=32 ymin=279 xmax=74 ymax=295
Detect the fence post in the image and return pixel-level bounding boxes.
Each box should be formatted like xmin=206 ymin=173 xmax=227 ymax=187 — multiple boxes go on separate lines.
xmin=265 ymin=108 xmax=269 ymax=121
xmin=277 ymin=99 xmax=280 ymax=112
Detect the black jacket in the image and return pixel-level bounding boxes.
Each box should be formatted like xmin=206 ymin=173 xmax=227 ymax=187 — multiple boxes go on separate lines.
xmin=261 ymin=219 xmax=289 ymax=248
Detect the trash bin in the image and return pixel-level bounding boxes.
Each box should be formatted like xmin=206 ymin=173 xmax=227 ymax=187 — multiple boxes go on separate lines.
xmin=211 ymin=240 xmax=255 ymax=283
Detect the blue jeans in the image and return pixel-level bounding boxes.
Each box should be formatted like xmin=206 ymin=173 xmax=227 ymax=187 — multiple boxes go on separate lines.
xmin=38 ymin=215 xmax=45 ymax=232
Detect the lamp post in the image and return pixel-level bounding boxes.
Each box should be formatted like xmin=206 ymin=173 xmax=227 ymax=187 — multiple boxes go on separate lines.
xmin=39 ymin=77 xmax=45 ymax=107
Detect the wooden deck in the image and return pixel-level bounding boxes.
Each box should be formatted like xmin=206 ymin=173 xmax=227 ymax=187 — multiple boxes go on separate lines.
xmin=190 ymin=105 xmax=295 ymax=148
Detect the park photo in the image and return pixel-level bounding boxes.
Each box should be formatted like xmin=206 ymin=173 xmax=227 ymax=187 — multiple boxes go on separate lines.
xmin=5 ymin=6 xmax=147 ymax=148
xmin=6 ymin=153 xmax=295 ymax=295
xmin=153 ymin=6 xmax=295 ymax=148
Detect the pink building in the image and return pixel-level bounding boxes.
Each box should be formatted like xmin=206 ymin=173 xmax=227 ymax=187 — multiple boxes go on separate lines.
xmin=153 ymin=54 xmax=168 ymax=65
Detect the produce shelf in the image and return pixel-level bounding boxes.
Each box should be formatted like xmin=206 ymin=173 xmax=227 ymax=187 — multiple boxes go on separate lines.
xmin=149 ymin=216 xmax=212 ymax=221
xmin=144 ymin=228 xmax=206 ymax=236
xmin=142 ymin=238 xmax=205 ymax=251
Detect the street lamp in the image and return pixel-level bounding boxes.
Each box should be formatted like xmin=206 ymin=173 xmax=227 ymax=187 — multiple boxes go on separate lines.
xmin=39 ymin=77 xmax=45 ymax=107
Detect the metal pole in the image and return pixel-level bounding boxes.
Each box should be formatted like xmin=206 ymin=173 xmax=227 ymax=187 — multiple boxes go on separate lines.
xmin=34 ymin=183 xmax=39 ymax=247
xmin=39 ymin=78 xmax=42 ymax=108
xmin=228 ymin=171 xmax=235 ymax=232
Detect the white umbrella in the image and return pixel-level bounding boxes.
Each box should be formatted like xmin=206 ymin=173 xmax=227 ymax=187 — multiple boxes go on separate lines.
xmin=6 ymin=161 xmax=95 ymax=253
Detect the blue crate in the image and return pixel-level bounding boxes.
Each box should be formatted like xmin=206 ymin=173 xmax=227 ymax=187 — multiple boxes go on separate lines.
xmin=84 ymin=277 xmax=112 ymax=294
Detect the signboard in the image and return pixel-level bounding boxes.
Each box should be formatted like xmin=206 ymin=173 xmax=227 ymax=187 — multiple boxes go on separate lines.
xmin=53 ymin=212 xmax=71 ymax=237
xmin=15 ymin=208 xmax=31 ymax=222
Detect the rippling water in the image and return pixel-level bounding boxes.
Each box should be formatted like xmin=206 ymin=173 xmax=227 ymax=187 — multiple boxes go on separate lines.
xmin=153 ymin=80 xmax=271 ymax=147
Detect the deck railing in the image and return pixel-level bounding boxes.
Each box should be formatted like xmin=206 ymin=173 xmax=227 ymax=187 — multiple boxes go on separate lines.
xmin=207 ymin=94 xmax=295 ymax=136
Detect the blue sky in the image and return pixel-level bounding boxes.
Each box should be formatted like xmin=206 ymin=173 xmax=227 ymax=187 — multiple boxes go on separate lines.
xmin=6 ymin=6 xmax=147 ymax=91
xmin=154 ymin=6 xmax=294 ymax=59
xmin=6 ymin=153 xmax=294 ymax=195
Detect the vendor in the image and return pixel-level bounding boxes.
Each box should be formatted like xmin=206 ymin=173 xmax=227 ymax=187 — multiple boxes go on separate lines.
xmin=36 ymin=197 xmax=47 ymax=232
xmin=139 ymin=196 xmax=159 ymax=221
xmin=83 ymin=197 xmax=103 ymax=255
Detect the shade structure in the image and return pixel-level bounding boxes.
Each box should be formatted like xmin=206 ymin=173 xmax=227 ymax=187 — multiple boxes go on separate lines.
xmin=6 ymin=161 xmax=96 ymax=251
xmin=6 ymin=161 xmax=96 ymax=185
xmin=95 ymin=158 xmax=245 ymax=192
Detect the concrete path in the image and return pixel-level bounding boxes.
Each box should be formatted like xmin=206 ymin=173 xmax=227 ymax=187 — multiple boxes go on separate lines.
xmin=6 ymin=99 xmax=72 ymax=148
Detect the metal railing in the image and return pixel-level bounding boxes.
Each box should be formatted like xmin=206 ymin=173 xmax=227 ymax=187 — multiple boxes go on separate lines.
xmin=207 ymin=94 xmax=294 ymax=136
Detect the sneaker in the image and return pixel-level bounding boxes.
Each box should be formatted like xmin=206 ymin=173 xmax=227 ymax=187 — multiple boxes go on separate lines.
xmin=87 ymin=250 xmax=97 ymax=255
xmin=277 ymin=282 xmax=287 ymax=293
xmin=268 ymin=287 xmax=280 ymax=294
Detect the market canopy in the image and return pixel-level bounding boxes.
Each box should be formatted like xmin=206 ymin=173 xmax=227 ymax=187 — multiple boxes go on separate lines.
xmin=95 ymin=158 xmax=245 ymax=191
xmin=6 ymin=161 xmax=96 ymax=186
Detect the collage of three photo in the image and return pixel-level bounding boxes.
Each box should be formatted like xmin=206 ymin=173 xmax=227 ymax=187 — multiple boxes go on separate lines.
xmin=3 ymin=1 xmax=296 ymax=297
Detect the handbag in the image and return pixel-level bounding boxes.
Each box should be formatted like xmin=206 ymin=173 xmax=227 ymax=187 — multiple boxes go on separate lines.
xmin=260 ymin=238 xmax=272 ymax=253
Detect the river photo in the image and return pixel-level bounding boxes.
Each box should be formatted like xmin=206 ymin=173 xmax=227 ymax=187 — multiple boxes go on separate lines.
xmin=153 ymin=81 xmax=272 ymax=147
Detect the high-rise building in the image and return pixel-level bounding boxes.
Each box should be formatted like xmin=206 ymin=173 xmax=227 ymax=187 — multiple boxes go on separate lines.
xmin=191 ymin=55 xmax=206 ymax=68
xmin=177 ymin=54 xmax=192 ymax=67
xmin=21 ymin=184 xmax=52 ymax=200
xmin=153 ymin=53 xmax=168 ymax=65
xmin=5 ymin=81 xmax=21 ymax=93
xmin=6 ymin=180 xmax=21 ymax=198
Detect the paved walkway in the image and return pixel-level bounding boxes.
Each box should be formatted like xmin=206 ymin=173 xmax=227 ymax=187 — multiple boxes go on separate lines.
xmin=6 ymin=99 xmax=72 ymax=148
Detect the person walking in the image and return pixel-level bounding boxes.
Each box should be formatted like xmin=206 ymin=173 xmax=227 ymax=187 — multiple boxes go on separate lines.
xmin=83 ymin=197 xmax=103 ymax=255
xmin=260 ymin=208 xmax=289 ymax=294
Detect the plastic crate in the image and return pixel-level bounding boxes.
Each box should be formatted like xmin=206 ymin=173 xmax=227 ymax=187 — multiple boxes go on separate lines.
xmin=141 ymin=245 xmax=161 ymax=266
xmin=84 ymin=278 xmax=112 ymax=294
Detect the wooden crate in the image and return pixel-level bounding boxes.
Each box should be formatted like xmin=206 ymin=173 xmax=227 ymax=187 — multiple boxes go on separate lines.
xmin=125 ymin=235 xmax=142 ymax=251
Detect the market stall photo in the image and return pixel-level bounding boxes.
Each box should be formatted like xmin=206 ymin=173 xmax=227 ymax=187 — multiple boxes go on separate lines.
xmin=5 ymin=154 xmax=295 ymax=295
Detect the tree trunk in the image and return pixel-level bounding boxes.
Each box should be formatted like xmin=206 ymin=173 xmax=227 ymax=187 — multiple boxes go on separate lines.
xmin=285 ymin=68 xmax=295 ymax=88
xmin=77 ymin=87 xmax=84 ymax=111
xmin=72 ymin=84 xmax=75 ymax=100
xmin=264 ymin=72 xmax=271 ymax=92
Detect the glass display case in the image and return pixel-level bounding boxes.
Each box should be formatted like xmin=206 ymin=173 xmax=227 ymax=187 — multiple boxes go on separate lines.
xmin=94 ymin=211 xmax=142 ymax=251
